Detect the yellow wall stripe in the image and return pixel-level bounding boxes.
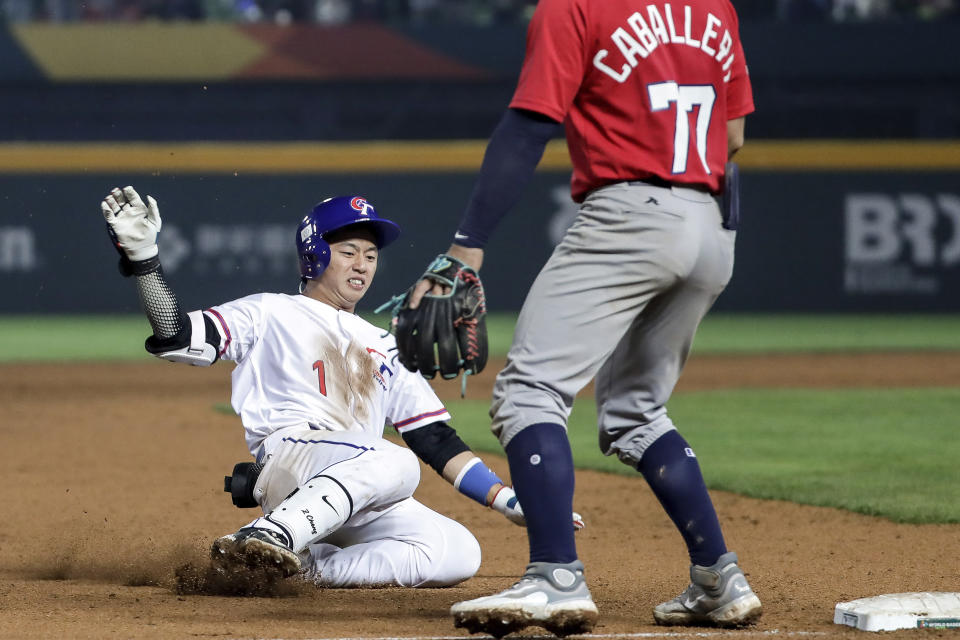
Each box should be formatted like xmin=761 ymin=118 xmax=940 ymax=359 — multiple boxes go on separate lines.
xmin=10 ymin=24 xmax=265 ymax=80
xmin=0 ymin=141 xmax=485 ymax=173
xmin=739 ymin=140 xmax=960 ymax=170
xmin=0 ymin=140 xmax=958 ymax=173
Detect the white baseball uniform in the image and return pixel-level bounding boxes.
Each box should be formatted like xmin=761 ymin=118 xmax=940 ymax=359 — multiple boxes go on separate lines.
xmin=203 ymin=292 xmax=481 ymax=587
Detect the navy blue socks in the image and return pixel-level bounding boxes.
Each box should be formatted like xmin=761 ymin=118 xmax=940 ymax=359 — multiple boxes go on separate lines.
xmin=505 ymin=422 xmax=578 ymax=564
xmin=504 ymin=424 xmax=726 ymax=567
xmin=637 ymin=429 xmax=727 ymax=567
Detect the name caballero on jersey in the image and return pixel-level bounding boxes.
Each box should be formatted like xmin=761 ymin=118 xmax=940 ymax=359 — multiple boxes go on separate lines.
xmin=594 ymin=3 xmax=737 ymax=83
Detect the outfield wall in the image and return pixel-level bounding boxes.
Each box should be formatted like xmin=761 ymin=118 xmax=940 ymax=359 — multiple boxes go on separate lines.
xmin=1 ymin=140 xmax=958 ymax=313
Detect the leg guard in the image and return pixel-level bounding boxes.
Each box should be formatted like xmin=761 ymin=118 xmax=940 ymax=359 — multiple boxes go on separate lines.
xmin=263 ymin=475 xmax=352 ymax=553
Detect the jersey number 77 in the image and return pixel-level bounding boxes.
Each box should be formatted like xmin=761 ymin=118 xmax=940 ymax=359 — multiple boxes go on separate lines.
xmin=648 ymin=81 xmax=716 ymax=176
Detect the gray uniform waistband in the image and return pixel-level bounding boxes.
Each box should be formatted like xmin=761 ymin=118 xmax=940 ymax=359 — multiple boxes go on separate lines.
xmin=627 ymin=177 xmax=713 ymax=193
xmin=610 ymin=178 xmax=716 ymax=204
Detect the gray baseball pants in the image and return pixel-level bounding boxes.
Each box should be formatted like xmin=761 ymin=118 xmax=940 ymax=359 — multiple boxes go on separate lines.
xmin=491 ymin=181 xmax=735 ymax=467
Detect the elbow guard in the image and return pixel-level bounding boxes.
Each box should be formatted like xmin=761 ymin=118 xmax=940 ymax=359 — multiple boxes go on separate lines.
xmin=401 ymin=422 xmax=504 ymax=506
xmin=145 ymin=310 xmax=220 ymax=366
xmin=401 ymin=421 xmax=471 ymax=476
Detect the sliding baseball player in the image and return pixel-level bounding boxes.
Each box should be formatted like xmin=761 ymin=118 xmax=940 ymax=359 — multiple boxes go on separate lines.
xmin=101 ymin=186 xmax=580 ymax=587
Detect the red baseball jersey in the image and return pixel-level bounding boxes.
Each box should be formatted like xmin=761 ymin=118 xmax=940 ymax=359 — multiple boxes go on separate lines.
xmin=511 ymin=0 xmax=754 ymax=201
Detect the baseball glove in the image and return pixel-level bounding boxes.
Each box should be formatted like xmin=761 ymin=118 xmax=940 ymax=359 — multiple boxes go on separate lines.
xmin=394 ymin=254 xmax=488 ymax=380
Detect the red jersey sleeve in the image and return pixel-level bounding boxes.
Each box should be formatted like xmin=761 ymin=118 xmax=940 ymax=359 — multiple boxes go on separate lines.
xmin=510 ymin=0 xmax=588 ymax=122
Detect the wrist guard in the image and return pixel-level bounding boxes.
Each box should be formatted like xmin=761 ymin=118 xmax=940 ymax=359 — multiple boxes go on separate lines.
xmin=454 ymin=457 xmax=504 ymax=506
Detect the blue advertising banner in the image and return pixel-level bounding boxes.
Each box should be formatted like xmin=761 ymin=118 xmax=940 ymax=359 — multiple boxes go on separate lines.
xmin=723 ymin=171 xmax=960 ymax=311
xmin=2 ymin=169 xmax=959 ymax=314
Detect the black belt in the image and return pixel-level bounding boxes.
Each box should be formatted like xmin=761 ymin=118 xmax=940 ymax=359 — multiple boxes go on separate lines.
xmin=627 ymin=177 xmax=712 ymax=193
xmin=628 ymin=176 xmax=673 ymax=189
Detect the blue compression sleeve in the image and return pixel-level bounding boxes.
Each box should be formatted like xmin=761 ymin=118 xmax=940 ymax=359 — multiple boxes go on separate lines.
xmin=454 ymin=458 xmax=505 ymax=505
xmin=453 ymin=108 xmax=563 ymax=249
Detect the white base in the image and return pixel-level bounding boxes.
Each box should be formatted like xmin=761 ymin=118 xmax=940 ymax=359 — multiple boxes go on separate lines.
xmin=834 ymin=592 xmax=960 ymax=631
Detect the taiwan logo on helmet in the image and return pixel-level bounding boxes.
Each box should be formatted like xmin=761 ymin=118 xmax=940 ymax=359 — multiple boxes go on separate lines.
xmin=350 ymin=197 xmax=374 ymax=217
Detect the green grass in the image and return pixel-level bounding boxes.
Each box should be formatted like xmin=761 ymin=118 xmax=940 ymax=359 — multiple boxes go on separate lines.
xmin=0 ymin=315 xmax=154 ymax=362
xmin=2 ymin=312 xmax=958 ymax=362
xmin=692 ymin=313 xmax=960 ymax=353
xmin=441 ymin=387 xmax=960 ymax=524
xmin=421 ymin=312 xmax=960 ymax=356
xmin=476 ymin=312 xmax=960 ymax=356
xmin=4 ymin=312 xmax=959 ymax=524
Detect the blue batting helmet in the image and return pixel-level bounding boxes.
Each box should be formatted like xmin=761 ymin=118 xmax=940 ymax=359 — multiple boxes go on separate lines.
xmin=295 ymin=196 xmax=401 ymax=281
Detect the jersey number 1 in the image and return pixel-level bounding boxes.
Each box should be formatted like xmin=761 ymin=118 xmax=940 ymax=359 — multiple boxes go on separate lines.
xmin=647 ymin=82 xmax=716 ymax=175
xmin=312 ymin=360 xmax=327 ymax=396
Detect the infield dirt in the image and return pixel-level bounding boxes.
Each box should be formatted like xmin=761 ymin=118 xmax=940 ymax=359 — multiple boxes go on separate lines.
xmin=1 ymin=353 xmax=958 ymax=639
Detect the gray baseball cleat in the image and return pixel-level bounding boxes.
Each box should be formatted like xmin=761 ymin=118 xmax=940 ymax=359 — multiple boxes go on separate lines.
xmin=451 ymin=560 xmax=598 ymax=638
xmin=210 ymin=527 xmax=302 ymax=580
xmin=654 ymin=551 xmax=762 ymax=627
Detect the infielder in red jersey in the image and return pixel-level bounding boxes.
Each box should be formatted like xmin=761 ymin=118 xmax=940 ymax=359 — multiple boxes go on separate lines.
xmin=402 ymin=0 xmax=759 ymax=636
xmin=514 ymin=0 xmax=753 ymax=200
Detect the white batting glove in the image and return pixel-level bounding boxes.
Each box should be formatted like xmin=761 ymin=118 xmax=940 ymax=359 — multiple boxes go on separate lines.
xmin=101 ymin=186 xmax=161 ymax=261
xmin=490 ymin=486 xmax=526 ymax=526
xmin=490 ymin=486 xmax=585 ymax=531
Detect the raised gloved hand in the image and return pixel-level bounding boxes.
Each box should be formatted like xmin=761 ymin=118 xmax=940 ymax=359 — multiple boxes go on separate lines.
xmin=489 ymin=485 xmax=585 ymax=531
xmin=393 ymin=254 xmax=488 ymax=380
xmin=101 ymin=185 xmax=162 ymax=262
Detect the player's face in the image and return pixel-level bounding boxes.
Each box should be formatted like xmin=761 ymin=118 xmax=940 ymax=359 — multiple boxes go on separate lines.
xmin=311 ymin=227 xmax=379 ymax=311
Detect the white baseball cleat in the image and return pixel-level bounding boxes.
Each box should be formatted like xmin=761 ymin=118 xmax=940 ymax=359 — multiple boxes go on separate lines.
xmin=654 ymin=551 xmax=762 ymax=627
xmin=451 ymin=560 xmax=598 ymax=638
xmin=210 ymin=527 xmax=302 ymax=580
